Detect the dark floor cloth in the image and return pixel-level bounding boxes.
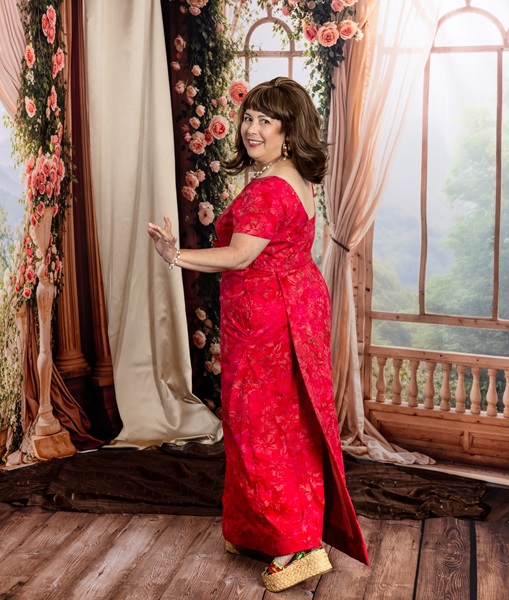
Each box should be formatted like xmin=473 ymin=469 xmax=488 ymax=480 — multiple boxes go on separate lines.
xmin=0 ymin=445 xmax=497 ymax=521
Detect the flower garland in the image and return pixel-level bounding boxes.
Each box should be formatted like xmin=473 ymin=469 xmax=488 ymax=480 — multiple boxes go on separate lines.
xmin=0 ymin=0 xmax=72 ymax=457
xmin=171 ymin=0 xmax=247 ymax=415
xmin=2 ymin=0 xmax=71 ymax=309
xmin=275 ymin=0 xmax=363 ymax=122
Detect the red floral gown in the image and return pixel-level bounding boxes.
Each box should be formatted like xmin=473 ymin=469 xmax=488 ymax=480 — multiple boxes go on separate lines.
xmin=215 ymin=176 xmax=368 ymax=564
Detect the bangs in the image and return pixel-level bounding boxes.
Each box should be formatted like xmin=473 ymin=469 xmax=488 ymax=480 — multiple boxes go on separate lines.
xmin=243 ymin=86 xmax=288 ymax=123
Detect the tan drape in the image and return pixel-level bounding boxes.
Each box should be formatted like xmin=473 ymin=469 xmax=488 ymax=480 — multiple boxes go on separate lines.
xmin=324 ymin=0 xmax=444 ymax=463
xmin=0 ymin=0 xmax=24 ymax=119
xmin=83 ymin=0 xmax=222 ymax=446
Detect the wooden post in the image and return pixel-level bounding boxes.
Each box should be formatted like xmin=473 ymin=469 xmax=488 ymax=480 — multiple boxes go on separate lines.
xmin=439 ymin=363 xmax=451 ymax=411
xmin=392 ymin=358 xmax=402 ymax=405
xmin=455 ymin=364 xmax=466 ymax=414
xmin=470 ymin=366 xmax=482 ymax=416
xmin=503 ymin=370 xmax=509 ymax=418
xmin=408 ymin=360 xmax=419 ymax=407
xmin=486 ymin=368 xmax=499 ymax=417
xmin=31 ymin=207 xmax=76 ymax=460
xmin=376 ymin=356 xmax=387 ymax=403
xmin=424 ymin=361 xmax=436 ymax=409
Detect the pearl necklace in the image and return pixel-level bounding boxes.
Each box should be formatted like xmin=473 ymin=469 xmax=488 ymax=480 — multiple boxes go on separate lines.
xmin=251 ymin=155 xmax=286 ymax=178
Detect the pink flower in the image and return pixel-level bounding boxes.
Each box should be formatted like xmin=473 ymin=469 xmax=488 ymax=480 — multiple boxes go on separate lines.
xmin=342 ymin=0 xmax=358 ymax=5
xmin=216 ymin=22 xmax=224 ymax=34
xmin=209 ymin=115 xmax=229 ymax=140
xmin=26 ymin=266 xmax=35 ymax=283
xmin=193 ymin=330 xmax=207 ymax=348
xmin=46 ymin=5 xmax=57 ymax=25
xmin=170 ymin=61 xmax=180 ymax=71
xmin=219 ymin=96 xmax=227 ymax=108
xmin=23 ymin=287 xmax=32 ymax=299
xmin=195 ymin=308 xmax=207 ymax=320
xmin=55 ymin=47 xmax=64 ymax=67
xmin=25 ymin=97 xmax=36 ymax=118
xmin=210 ymin=343 xmax=220 ymax=355
xmin=182 ymin=186 xmax=197 ymax=202
xmin=221 ymin=191 xmax=229 ymax=200
xmin=52 ymin=204 xmax=59 ymax=216
xmin=174 ymin=35 xmax=186 ymax=52
xmin=184 ymin=132 xmax=192 ymax=143
xmin=211 ymin=99 xmax=218 ymax=108
xmin=25 ymin=45 xmax=35 ymax=68
xmin=185 ymin=171 xmax=200 ymax=189
xmin=191 ymin=65 xmax=202 ymax=77
xmin=317 ymin=22 xmax=340 ymax=47
xmin=189 ymin=117 xmax=201 ymax=129
xmin=52 ymin=61 xmax=58 ymax=78
xmin=281 ymin=5 xmax=291 ymax=16
xmin=189 ymin=7 xmax=201 ymax=15
xmin=187 ymin=0 xmax=208 ymax=7
xmin=228 ymin=81 xmax=249 ymax=106
xmin=302 ymin=20 xmax=318 ymax=43
xmin=196 ymin=169 xmax=206 ymax=182
xmin=186 ymin=85 xmax=198 ymax=98
xmin=331 ymin=0 xmax=344 ymax=10
xmin=47 ymin=26 xmax=56 ymax=44
xmin=42 ymin=14 xmax=49 ymax=35
xmin=205 ymin=360 xmax=213 ymax=372
xmin=49 ymin=86 xmax=58 ymax=109
xmin=175 ymin=80 xmax=186 ymax=94
xmin=198 ymin=201 xmax=214 ymax=226
xmin=210 ymin=161 xmax=220 ymax=173
xmin=196 ymin=104 xmax=205 ymax=117
xmin=189 ymin=135 xmax=207 ymax=155
xmin=204 ymin=130 xmax=213 ymax=145
xmin=338 ymin=19 xmax=359 ymax=40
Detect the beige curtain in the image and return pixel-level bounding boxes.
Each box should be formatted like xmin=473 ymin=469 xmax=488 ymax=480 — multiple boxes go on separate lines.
xmin=83 ymin=0 xmax=222 ymax=447
xmin=0 ymin=0 xmax=24 ymax=119
xmin=324 ymin=0 xmax=444 ymax=463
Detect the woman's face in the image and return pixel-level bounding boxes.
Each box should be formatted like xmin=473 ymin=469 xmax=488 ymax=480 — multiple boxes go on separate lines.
xmin=240 ymin=109 xmax=286 ymax=166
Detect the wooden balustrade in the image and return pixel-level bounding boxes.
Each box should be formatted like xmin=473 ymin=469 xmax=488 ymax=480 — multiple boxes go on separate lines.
xmin=369 ymin=345 xmax=509 ymax=418
xmin=366 ymin=345 xmax=509 ymax=468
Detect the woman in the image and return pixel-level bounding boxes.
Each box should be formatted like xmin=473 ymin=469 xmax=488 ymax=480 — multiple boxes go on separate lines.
xmin=148 ymin=77 xmax=368 ymax=592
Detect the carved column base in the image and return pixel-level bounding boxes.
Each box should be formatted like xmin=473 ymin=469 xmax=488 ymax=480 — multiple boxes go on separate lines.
xmin=32 ymin=430 xmax=77 ymax=460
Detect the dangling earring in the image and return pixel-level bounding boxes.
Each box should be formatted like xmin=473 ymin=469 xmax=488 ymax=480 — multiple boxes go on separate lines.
xmin=282 ymin=141 xmax=290 ymax=158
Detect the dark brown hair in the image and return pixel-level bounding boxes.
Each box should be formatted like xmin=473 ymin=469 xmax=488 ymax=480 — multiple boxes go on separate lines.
xmin=222 ymin=77 xmax=328 ymax=184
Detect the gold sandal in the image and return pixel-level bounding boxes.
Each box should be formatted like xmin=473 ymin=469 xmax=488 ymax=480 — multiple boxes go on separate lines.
xmin=262 ymin=547 xmax=333 ymax=593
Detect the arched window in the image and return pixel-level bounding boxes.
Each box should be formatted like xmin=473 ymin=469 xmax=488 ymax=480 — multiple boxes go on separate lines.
xmin=371 ymin=2 xmax=509 ymax=356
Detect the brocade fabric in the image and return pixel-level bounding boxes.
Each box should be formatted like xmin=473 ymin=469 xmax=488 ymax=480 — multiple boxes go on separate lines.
xmin=216 ymin=176 xmax=369 ymax=564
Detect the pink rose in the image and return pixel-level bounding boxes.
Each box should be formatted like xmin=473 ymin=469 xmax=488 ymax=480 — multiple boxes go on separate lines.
xmin=189 ymin=117 xmax=201 ymax=129
xmin=196 ymin=169 xmax=206 ymax=182
xmin=210 ymin=343 xmax=220 ymax=355
xmin=219 ymin=96 xmax=227 ymax=107
xmin=186 ymin=97 xmax=195 ymax=106
xmin=185 ymin=171 xmax=200 ymax=189
xmin=52 ymin=61 xmax=58 ymax=78
xmin=195 ymin=308 xmax=207 ymax=320
xmin=46 ymin=5 xmax=57 ymax=25
xmin=191 ymin=65 xmax=202 ymax=76
xmin=175 ymin=80 xmax=186 ymax=94
xmin=204 ymin=130 xmax=213 ymax=145
xmin=42 ymin=14 xmax=49 ymax=35
xmin=338 ymin=19 xmax=359 ymax=40
xmin=53 ymin=204 xmax=59 ymax=216
xmin=211 ymin=360 xmax=221 ymax=375
xmin=187 ymin=0 xmax=208 ymax=6
xmin=317 ymin=22 xmax=340 ymax=47
xmin=180 ymin=6 xmax=186 ymax=13
xmin=47 ymin=26 xmax=56 ymax=44
xmin=186 ymin=85 xmax=198 ymax=98
xmin=25 ymin=97 xmax=36 ymax=118
xmin=209 ymin=115 xmax=229 ymax=140
xmin=205 ymin=361 xmax=213 ymax=372
xmin=302 ymin=22 xmax=318 ymax=43
xmin=211 ymin=99 xmax=218 ymax=108
xmin=170 ymin=61 xmax=181 ymax=71
xmin=228 ymin=81 xmax=249 ymax=106
xmin=210 ymin=161 xmax=220 ymax=173
xmin=198 ymin=201 xmax=214 ymax=226
xmin=184 ymin=132 xmax=192 ymax=143
xmin=174 ymin=35 xmax=186 ymax=52
xmin=342 ymin=0 xmax=358 ymax=5
xmin=23 ymin=287 xmax=32 ymax=299
xmin=189 ymin=136 xmax=206 ymax=155
xmin=189 ymin=7 xmax=201 ymax=15
xmin=331 ymin=0 xmax=344 ymax=10
xmin=182 ymin=185 xmax=197 ymax=202
xmin=25 ymin=45 xmax=35 ymax=68
xmin=196 ymin=104 xmax=205 ymax=117
xmin=193 ymin=330 xmax=206 ymax=348
xmin=221 ymin=191 xmax=229 ymax=200
xmin=55 ymin=47 xmax=64 ymax=67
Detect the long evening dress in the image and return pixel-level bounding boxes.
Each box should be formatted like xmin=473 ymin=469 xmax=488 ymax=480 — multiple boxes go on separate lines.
xmin=215 ymin=176 xmax=368 ymax=565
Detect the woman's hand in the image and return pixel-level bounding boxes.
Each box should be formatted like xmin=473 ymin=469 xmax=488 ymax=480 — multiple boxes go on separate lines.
xmin=148 ymin=216 xmax=178 ymax=264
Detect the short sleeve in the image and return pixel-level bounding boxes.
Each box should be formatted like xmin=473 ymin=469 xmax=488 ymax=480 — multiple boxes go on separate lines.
xmin=232 ymin=178 xmax=285 ymax=240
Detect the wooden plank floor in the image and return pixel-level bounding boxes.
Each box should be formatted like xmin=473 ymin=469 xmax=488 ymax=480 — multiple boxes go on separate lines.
xmin=0 ymin=502 xmax=508 ymax=600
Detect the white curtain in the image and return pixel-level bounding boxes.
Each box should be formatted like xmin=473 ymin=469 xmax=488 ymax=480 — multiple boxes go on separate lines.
xmin=83 ymin=0 xmax=222 ymax=446
xmin=324 ymin=0 xmax=444 ymax=463
xmin=0 ymin=0 xmax=24 ymax=119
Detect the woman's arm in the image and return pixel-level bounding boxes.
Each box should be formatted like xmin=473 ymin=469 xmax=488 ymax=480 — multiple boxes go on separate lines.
xmin=148 ymin=217 xmax=269 ymax=273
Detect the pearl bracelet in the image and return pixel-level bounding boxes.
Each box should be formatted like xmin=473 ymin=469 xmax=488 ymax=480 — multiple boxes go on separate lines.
xmin=168 ymin=248 xmax=181 ymax=270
